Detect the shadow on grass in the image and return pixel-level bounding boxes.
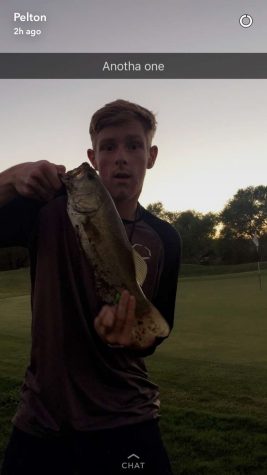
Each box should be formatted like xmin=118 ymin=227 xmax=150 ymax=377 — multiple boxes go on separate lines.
xmin=160 ymin=406 xmax=267 ymax=474
xmin=0 ymin=377 xmax=21 ymax=469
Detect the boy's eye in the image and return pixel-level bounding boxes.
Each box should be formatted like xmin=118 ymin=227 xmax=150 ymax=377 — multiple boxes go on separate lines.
xmin=128 ymin=141 xmax=142 ymax=150
xmin=100 ymin=143 xmax=114 ymax=151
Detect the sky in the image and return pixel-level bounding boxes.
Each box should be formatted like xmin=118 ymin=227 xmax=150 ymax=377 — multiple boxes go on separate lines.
xmin=0 ymin=1 xmax=267 ymax=214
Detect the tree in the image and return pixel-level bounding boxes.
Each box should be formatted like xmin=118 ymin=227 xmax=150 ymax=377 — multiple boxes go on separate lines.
xmin=0 ymin=247 xmax=29 ymax=271
xmin=147 ymin=203 xmax=218 ymax=263
xmin=146 ymin=202 xmax=179 ymax=224
xmin=173 ymin=210 xmax=218 ymax=262
xmin=220 ymin=186 xmax=267 ymax=239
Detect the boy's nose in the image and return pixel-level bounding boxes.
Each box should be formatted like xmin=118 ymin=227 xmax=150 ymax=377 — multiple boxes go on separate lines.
xmin=115 ymin=150 xmax=128 ymax=165
xmin=115 ymin=157 xmax=128 ymax=165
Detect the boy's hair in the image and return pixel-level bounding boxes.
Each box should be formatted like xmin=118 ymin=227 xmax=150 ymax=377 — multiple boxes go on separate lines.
xmin=89 ymin=99 xmax=157 ymax=147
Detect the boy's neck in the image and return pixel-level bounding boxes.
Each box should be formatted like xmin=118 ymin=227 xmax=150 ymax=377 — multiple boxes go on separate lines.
xmin=115 ymin=200 xmax=139 ymax=221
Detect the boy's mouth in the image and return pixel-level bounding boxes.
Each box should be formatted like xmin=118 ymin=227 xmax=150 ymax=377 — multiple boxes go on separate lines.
xmin=113 ymin=172 xmax=131 ymax=179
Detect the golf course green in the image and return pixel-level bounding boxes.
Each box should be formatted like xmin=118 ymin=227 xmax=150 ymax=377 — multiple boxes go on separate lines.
xmin=0 ymin=266 xmax=267 ymax=474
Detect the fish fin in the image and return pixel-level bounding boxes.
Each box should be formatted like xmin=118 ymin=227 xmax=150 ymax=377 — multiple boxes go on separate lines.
xmin=114 ymin=292 xmax=121 ymax=305
xmin=133 ymin=249 xmax=147 ymax=286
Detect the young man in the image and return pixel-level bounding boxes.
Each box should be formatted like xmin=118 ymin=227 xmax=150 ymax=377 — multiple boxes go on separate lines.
xmin=0 ymin=99 xmax=181 ymax=475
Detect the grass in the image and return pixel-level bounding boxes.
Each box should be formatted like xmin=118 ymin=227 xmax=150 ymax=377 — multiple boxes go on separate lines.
xmin=1 ymin=266 xmax=267 ymax=473
xmin=180 ymin=261 xmax=267 ymax=277
xmin=147 ymin=268 xmax=267 ymax=474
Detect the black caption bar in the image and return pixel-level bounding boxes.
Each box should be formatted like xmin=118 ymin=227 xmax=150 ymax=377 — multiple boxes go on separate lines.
xmin=1 ymin=53 xmax=267 ymax=79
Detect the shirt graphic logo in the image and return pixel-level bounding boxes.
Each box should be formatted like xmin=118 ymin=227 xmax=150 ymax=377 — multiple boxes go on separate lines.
xmin=132 ymin=243 xmax=152 ymax=261
xmin=132 ymin=246 xmax=148 ymax=286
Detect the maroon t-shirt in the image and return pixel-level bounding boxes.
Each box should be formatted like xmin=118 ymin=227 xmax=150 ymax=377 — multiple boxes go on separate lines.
xmin=0 ymin=194 xmax=181 ymax=436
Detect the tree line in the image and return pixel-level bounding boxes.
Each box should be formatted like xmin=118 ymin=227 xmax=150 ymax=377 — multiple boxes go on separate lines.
xmin=0 ymin=185 xmax=266 ymax=271
xmin=147 ymin=185 xmax=267 ymax=265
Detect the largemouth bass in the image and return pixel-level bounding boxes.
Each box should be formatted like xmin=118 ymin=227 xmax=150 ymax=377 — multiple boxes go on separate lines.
xmin=62 ymin=162 xmax=170 ymax=349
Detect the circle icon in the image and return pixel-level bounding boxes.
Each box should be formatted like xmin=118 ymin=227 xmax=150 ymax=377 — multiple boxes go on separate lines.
xmin=239 ymin=14 xmax=253 ymax=28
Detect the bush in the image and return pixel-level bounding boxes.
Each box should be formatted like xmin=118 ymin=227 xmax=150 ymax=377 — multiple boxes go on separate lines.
xmin=0 ymin=247 xmax=29 ymax=271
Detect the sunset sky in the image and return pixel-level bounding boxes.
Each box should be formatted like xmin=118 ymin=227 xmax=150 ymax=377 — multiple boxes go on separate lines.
xmin=1 ymin=0 xmax=267 ymax=214
xmin=0 ymin=78 xmax=266 ymax=214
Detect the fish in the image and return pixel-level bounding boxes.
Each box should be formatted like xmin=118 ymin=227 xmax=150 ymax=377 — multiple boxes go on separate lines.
xmin=61 ymin=162 xmax=170 ymax=349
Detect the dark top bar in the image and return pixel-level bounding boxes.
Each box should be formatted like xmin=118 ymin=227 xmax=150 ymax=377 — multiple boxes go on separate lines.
xmin=0 ymin=53 xmax=267 ymax=79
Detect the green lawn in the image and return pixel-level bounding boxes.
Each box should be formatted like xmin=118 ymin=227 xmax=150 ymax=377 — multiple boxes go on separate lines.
xmin=1 ymin=267 xmax=267 ymax=473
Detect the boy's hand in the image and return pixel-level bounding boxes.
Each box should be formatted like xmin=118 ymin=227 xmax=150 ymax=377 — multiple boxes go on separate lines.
xmin=12 ymin=160 xmax=65 ymax=201
xmin=94 ymin=290 xmax=136 ymax=348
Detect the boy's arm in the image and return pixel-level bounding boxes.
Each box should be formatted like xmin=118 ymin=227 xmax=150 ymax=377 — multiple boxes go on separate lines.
xmin=0 ymin=161 xmax=65 ymax=207
xmin=0 ymin=161 xmax=66 ymax=247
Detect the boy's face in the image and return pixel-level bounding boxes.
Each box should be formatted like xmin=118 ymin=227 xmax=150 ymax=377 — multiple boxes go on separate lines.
xmin=87 ymin=119 xmax=157 ymax=205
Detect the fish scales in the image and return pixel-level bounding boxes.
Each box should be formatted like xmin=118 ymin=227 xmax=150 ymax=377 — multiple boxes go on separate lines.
xmin=62 ymin=162 xmax=170 ymax=348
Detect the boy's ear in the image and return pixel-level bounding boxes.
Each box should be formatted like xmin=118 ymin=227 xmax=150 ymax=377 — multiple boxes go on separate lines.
xmin=147 ymin=145 xmax=158 ymax=169
xmin=87 ymin=149 xmax=98 ymax=170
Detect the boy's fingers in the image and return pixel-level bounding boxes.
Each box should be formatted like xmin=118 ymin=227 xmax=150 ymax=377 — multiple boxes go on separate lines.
xmin=94 ymin=292 xmax=136 ymax=347
xmin=113 ymin=294 xmax=135 ymax=346
xmin=15 ymin=161 xmax=66 ymax=201
xmin=38 ymin=163 xmax=66 ymax=194
xmin=120 ymin=295 xmax=135 ymax=342
xmin=56 ymin=164 xmax=66 ymax=175
xmin=126 ymin=295 xmax=135 ymax=327
xmin=114 ymin=290 xmax=130 ymax=332
xmin=94 ymin=306 xmax=115 ymax=334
